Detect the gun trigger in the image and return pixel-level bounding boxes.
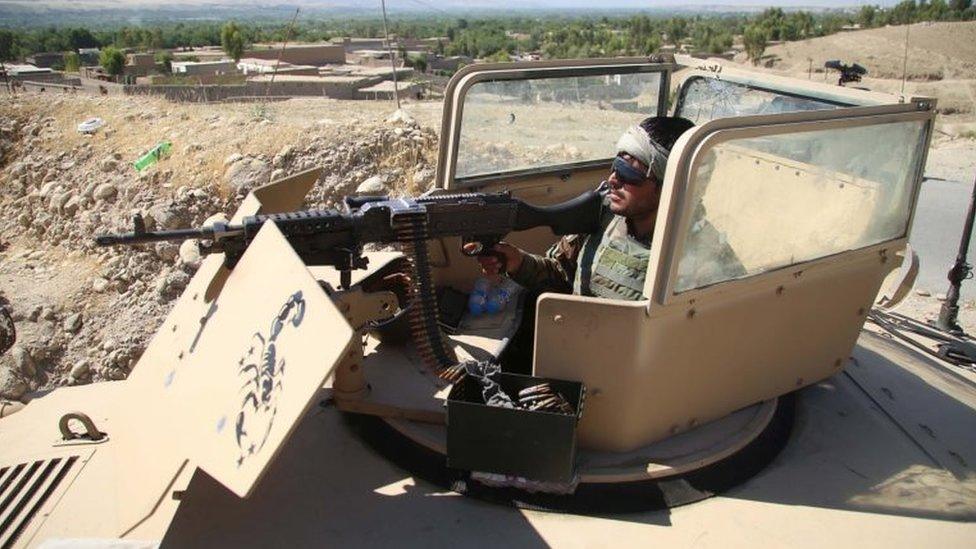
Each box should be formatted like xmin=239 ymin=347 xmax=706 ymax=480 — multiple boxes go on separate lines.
xmin=460 ymin=237 xmax=483 ymax=256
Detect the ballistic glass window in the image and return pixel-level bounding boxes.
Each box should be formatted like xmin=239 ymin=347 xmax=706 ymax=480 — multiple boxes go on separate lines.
xmin=677 ymin=77 xmax=842 ymax=125
xmin=455 ymin=72 xmax=662 ymax=180
xmin=674 ymin=118 xmax=928 ymax=294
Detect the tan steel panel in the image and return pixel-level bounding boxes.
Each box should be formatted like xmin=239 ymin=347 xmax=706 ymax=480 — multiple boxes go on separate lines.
xmin=250 ymin=166 xmax=322 ymax=214
xmin=173 ymin=222 xmax=354 ymax=497
xmin=109 ymin=254 xmax=229 ymax=532
xmin=850 ymin=331 xmax=976 ymax=480
xmin=2 ymin=456 xmax=77 ymax=549
xmin=534 ymin=248 xmax=895 ymax=452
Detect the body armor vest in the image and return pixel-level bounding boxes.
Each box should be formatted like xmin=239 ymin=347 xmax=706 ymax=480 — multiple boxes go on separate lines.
xmin=574 ymin=214 xmax=651 ymax=301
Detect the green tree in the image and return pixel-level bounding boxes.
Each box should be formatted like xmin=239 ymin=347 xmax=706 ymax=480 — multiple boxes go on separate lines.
xmin=155 ymin=50 xmax=173 ymax=73
xmin=99 ymin=46 xmax=125 ymax=76
xmin=406 ymin=54 xmax=427 ymax=73
xmin=950 ymin=0 xmax=973 ymax=12
xmin=64 ymin=52 xmax=81 ymax=72
xmin=858 ymin=5 xmax=878 ymax=27
xmin=0 ymin=29 xmax=13 ymax=92
xmin=221 ymin=21 xmax=245 ymax=63
xmin=743 ymin=25 xmax=767 ymax=65
xmin=0 ymin=30 xmax=14 ymax=62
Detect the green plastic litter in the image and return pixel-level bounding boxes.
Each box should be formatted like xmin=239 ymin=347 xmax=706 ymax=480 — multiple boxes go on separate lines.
xmin=133 ymin=141 xmax=173 ymax=171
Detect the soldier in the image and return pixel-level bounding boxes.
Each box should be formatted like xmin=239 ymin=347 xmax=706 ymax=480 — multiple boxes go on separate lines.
xmin=472 ymin=116 xmax=704 ymax=300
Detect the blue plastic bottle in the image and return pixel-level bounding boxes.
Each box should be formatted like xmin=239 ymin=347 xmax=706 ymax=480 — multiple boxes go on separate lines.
xmin=484 ymin=286 xmax=510 ymax=314
xmin=468 ymin=277 xmax=491 ymax=316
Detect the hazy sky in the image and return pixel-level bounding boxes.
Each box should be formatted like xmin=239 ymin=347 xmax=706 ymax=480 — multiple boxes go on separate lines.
xmin=0 ymin=0 xmax=886 ymax=8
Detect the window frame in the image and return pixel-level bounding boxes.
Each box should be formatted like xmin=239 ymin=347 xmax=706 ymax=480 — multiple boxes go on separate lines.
xmin=647 ymin=101 xmax=935 ymax=306
xmin=436 ymin=58 xmax=676 ymax=190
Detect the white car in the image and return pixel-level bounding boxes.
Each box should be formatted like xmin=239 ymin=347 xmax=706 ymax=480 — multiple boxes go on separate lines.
xmin=76 ymin=117 xmax=104 ymax=134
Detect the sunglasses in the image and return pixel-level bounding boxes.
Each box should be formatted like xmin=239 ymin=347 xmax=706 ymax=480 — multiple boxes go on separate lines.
xmin=611 ymin=155 xmax=653 ymax=186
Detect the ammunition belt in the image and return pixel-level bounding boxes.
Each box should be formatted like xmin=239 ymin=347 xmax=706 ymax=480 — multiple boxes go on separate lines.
xmin=392 ymin=211 xmax=457 ymax=376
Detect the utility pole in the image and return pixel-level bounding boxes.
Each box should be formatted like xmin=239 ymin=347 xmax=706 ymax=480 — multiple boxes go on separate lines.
xmin=380 ymin=0 xmax=401 ymax=110
xmin=936 ymin=171 xmax=976 ymax=334
xmin=267 ymin=7 xmax=301 ymax=99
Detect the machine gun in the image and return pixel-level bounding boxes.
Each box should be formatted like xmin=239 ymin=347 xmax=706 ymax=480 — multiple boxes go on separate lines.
xmin=824 ymin=60 xmax=867 ymax=87
xmin=96 ymin=188 xmax=606 ymax=377
xmin=96 ymin=189 xmax=604 ymax=281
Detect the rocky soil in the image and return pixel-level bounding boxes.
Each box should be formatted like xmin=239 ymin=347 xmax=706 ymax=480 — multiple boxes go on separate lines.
xmin=0 ymin=93 xmax=439 ymax=400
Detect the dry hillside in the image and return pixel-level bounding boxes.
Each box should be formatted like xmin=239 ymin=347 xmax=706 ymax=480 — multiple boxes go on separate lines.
xmin=734 ymin=21 xmax=976 ymax=129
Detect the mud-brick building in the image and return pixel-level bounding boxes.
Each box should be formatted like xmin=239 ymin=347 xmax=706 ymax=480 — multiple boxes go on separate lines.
xmin=244 ymin=44 xmax=346 ymax=67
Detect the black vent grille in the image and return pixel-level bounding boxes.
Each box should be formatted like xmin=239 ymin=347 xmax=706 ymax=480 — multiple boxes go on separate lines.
xmin=0 ymin=456 xmax=78 ymax=549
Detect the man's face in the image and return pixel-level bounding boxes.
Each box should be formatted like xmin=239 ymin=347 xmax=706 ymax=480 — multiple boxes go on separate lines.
xmin=606 ymin=153 xmax=662 ymax=219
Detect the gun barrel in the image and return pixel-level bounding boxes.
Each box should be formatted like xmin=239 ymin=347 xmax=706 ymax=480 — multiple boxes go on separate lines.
xmin=95 ymin=227 xmax=216 ymax=247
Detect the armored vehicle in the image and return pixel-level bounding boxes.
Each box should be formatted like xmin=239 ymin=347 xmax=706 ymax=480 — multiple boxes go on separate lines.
xmin=1 ymin=55 xmax=973 ymax=547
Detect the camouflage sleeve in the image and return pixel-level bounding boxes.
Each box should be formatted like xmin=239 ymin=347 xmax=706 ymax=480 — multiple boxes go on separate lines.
xmin=509 ymin=234 xmax=585 ymax=294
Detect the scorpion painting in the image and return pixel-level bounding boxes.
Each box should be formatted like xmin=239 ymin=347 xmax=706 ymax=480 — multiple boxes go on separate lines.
xmin=235 ymin=291 xmax=306 ymax=466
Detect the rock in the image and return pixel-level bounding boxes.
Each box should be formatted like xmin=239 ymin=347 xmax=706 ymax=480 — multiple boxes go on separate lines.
xmin=413 ymin=168 xmax=435 ymax=187
xmin=271 ymin=168 xmax=285 ymax=181
xmin=355 ymin=175 xmax=387 ymax=195
xmin=916 ymin=289 xmax=932 ymax=297
xmin=154 ymin=270 xmax=190 ymax=301
xmin=94 ymin=183 xmax=118 ymax=201
xmin=178 ymin=240 xmax=201 ymax=267
xmin=107 ymin=368 xmax=128 ymax=381
xmin=0 ymin=366 xmax=27 ymax=400
xmin=10 ymin=346 xmax=35 ymax=377
xmin=224 ymin=153 xmax=243 ymax=166
xmin=27 ymin=306 xmax=42 ymax=322
xmin=62 ymin=196 xmax=80 ymax=217
xmin=273 ymin=146 xmax=293 ymax=166
xmin=17 ymin=213 xmax=30 ymax=227
xmin=224 ymin=158 xmax=271 ymax=192
xmin=154 ymin=242 xmax=179 ymax=262
xmin=39 ymin=181 xmax=59 ymax=198
xmin=70 ymin=359 xmax=90 ymax=380
xmin=936 ymin=293 xmax=947 ymax=302
xmin=148 ymin=204 xmax=188 ymax=230
xmin=63 ymin=313 xmax=83 ymax=333
xmin=203 ymin=213 xmax=229 ymax=227
xmin=41 ymin=307 xmax=56 ymax=321
xmin=92 ymin=277 xmax=110 ymax=292
xmin=50 ymin=191 xmax=71 ymax=212
xmin=99 ymin=156 xmax=118 ymax=173
xmin=386 ymin=109 xmax=415 ymax=126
